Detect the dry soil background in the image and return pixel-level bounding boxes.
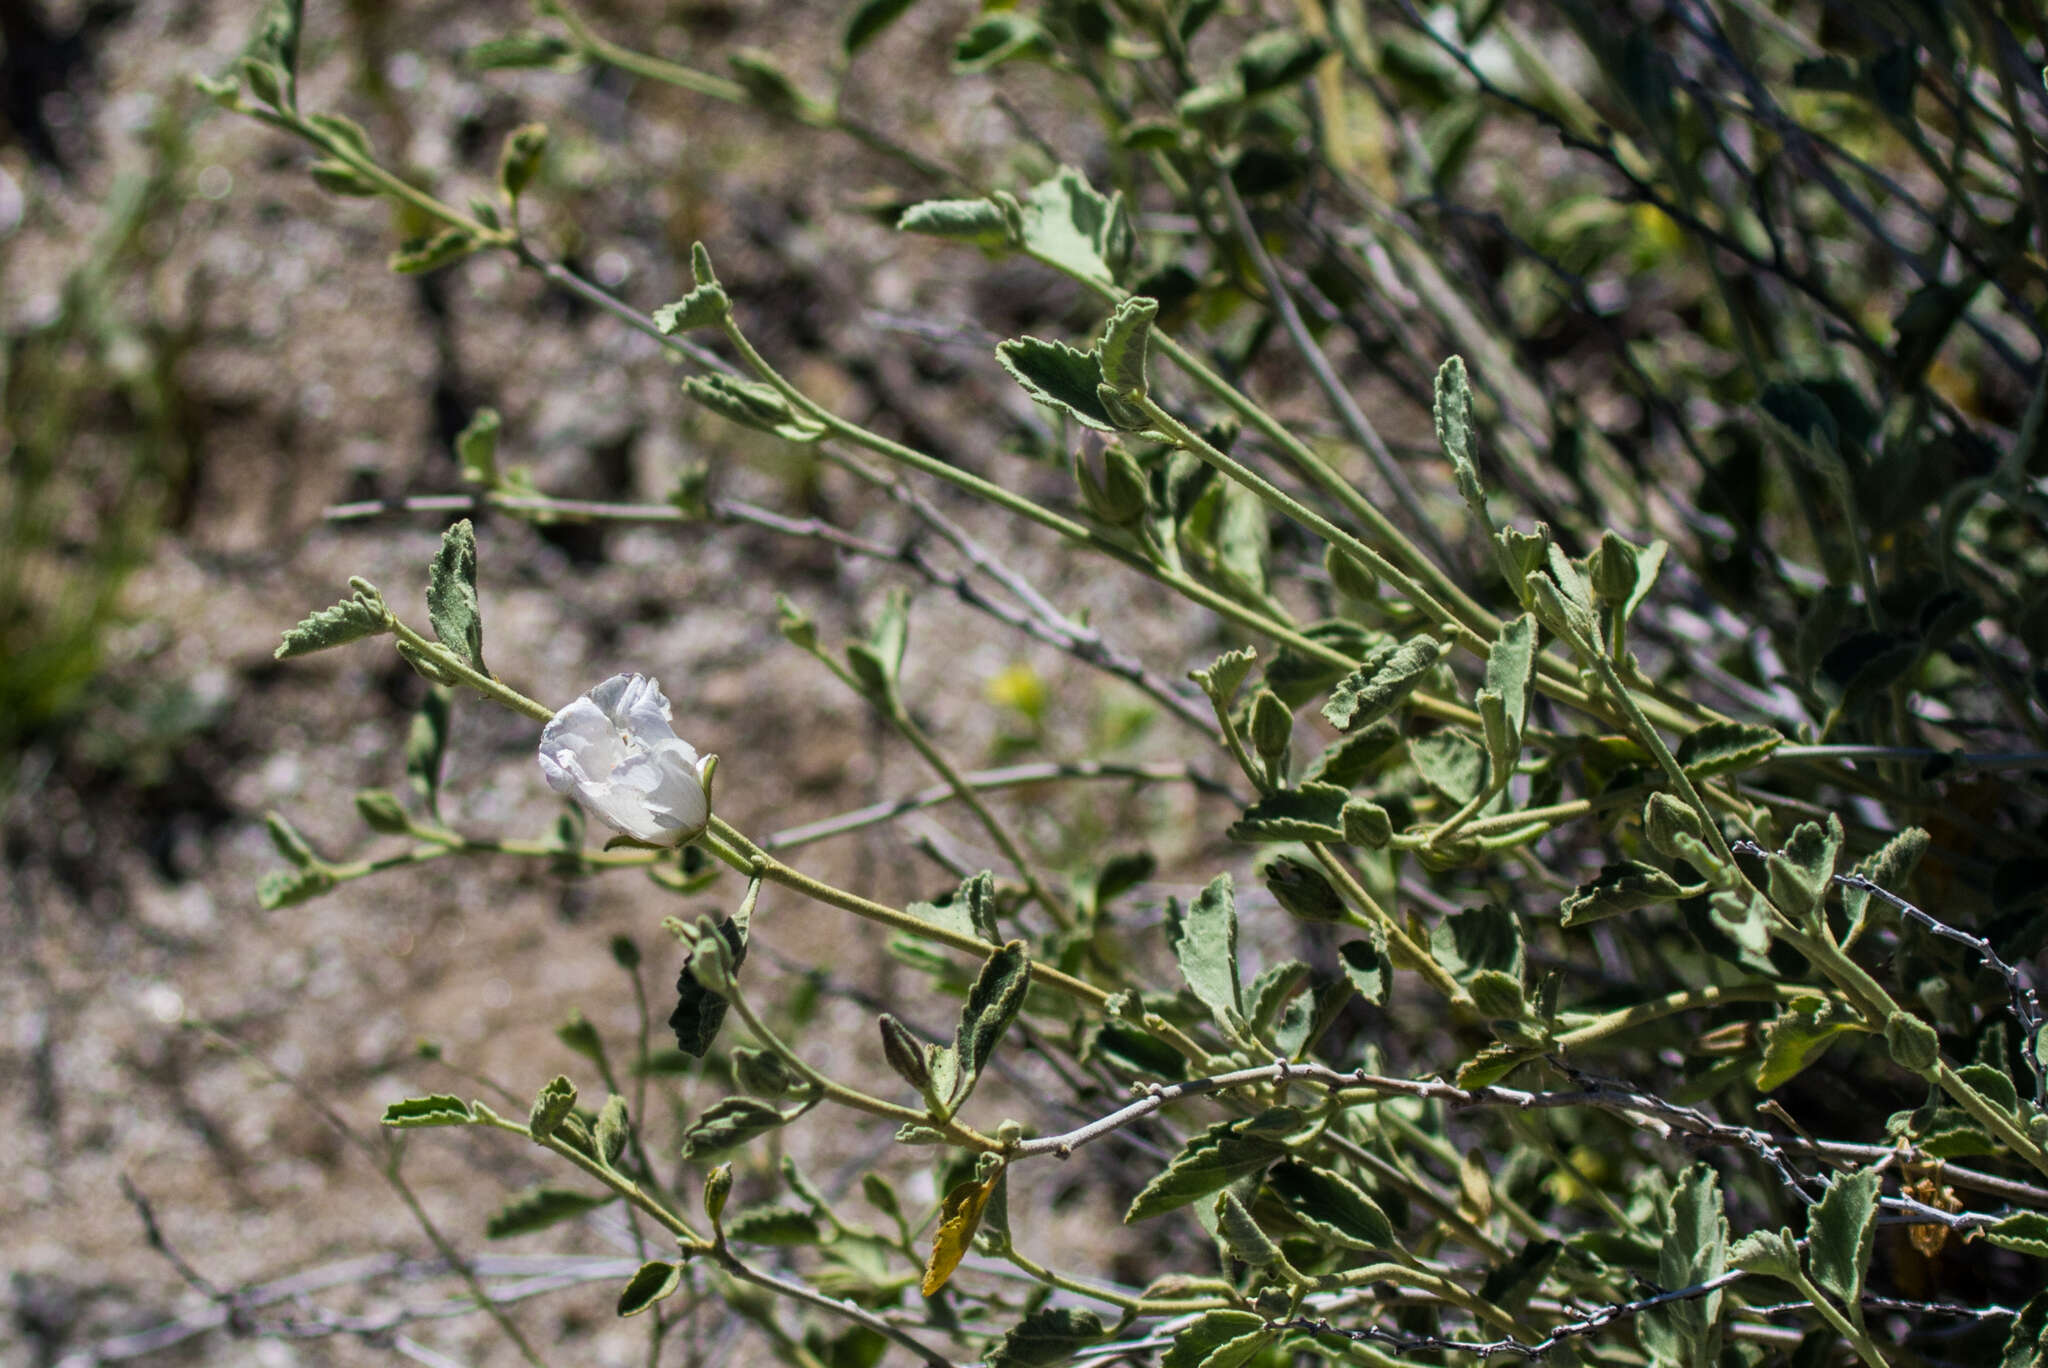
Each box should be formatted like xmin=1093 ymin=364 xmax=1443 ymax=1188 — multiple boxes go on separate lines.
xmin=1 ymin=0 xmax=1282 ymax=1363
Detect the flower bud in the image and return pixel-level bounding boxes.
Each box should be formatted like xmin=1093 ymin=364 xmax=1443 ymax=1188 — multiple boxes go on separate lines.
xmin=1324 ymin=544 xmax=1379 ymax=601
xmin=1248 ymin=689 xmax=1293 ymax=769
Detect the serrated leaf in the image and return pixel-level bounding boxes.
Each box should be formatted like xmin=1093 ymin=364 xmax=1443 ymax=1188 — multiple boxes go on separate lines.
xmin=1322 ymin=637 xmax=1446 ymax=731
xmin=1768 ymin=815 xmax=1842 ymax=925
xmin=275 ymin=585 xmax=388 ymax=658
xmin=995 ymin=335 xmax=1122 ymax=431
xmin=528 ymin=1074 xmax=577 ymax=1140
xmin=1098 ymin=296 xmax=1157 ymax=396
xmin=844 ymin=0 xmax=921 ymax=54
xmin=615 ymin=1260 xmax=681 ymax=1317
xmin=1730 ymin=1227 xmax=1801 ymax=1280
xmin=1302 ymin=721 xmax=1402 ymax=788
xmin=1435 ymin=355 xmax=1486 ymax=520
xmin=678 ymin=1097 xmax=792 ymax=1160
xmin=984 ymin=1307 xmax=1105 ymax=1367
xmin=1559 ymin=862 xmax=1686 ymax=927
xmin=1484 ymin=614 xmax=1537 ymax=742
xmin=669 ymin=895 xmax=751 ymax=1056
xmin=486 ymin=1184 xmax=611 ymax=1238
xmin=1432 ymin=903 xmax=1523 ymax=982
xmin=1640 ymin=1164 xmax=1728 ymax=1367
xmin=922 ymin=1173 xmax=998 ymax=1295
xmin=1412 ymin=730 xmax=1488 ymax=806
xmin=1458 ymin=1042 xmax=1538 ymax=1088
xmin=1756 ymin=998 xmax=1862 ymax=1090
xmin=2002 ymin=1288 xmax=2048 ymax=1367
xmin=1162 ymin=1311 xmax=1270 ymax=1368
xmin=1016 ymin=165 xmax=1121 ymax=285
xmin=1228 ymin=782 xmax=1350 ymax=842
xmin=1264 ymin=857 xmax=1345 ymax=922
xmin=898 ymin=196 xmax=1015 ymax=248
xmin=381 ymin=1094 xmax=474 ymax=1128
xmin=726 ymin=1203 xmax=823 ymax=1246
xmin=653 ymin=283 xmax=730 ymax=334
xmin=1168 ymin=874 xmax=1241 ymax=1027
xmin=1213 ymin=1191 xmax=1279 ymax=1265
xmin=1337 ymin=934 xmax=1391 ymax=1005
xmin=426 ymin=519 xmax=486 ymax=674
xmin=1125 ymin=1108 xmax=1302 ymax=1222
xmin=1806 ymin=1165 xmax=1880 ymax=1309
xmin=1988 ymin=1212 xmax=2048 ymax=1259
xmin=1842 ymin=826 xmax=1928 ymax=941
xmin=951 ymin=941 xmax=1030 ymax=1108
xmin=908 ymin=869 xmax=1001 ymax=945
xmin=1192 ymin=646 xmax=1258 ymax=705
xmin=1267 ymin=1158 xmax=1394 ymax=1249
xmin=682 ymin=374 xmax=826 ymax=442
xmin=1675 ymin=722 xmax=1783 ymax=778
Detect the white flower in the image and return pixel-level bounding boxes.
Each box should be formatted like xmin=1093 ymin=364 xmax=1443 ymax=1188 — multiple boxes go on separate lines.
xmin=538 ymin=674 xmax=711 ymax=846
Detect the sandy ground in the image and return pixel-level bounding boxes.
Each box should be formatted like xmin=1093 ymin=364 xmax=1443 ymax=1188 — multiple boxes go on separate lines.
xmin=2 ymin=1 xmax=1287 ymax=1362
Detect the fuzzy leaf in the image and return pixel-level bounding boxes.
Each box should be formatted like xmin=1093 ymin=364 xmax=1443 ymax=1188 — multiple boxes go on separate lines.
xmin=1640 ymin=1164 xmax=1728 ymax=1366
xmin=1089 ymin=1021 xmax=1188 ymax=1081
xmin=275 ymin=584 xmax=388 ymax=658
xmin=995 ymin=335 xmax=1120 ymax=431
xmin=1559 ymin=862 xmax=1686 ymax=927
xmin=487 ymin=1184 xmax=611 ymax=1238
xmin=1675 ymin=721 xmax=1783 ymax=778
xmin=468 ymin=32 xmax=579 ymax=69
xmin=1807 ymin=1165 xmax=1881 ymax=1308
xmin=1267 ymin=1158 xmax=1394 ymax=1249
xmin=1016 ymin=165 xmax=1124 ymax=285
xmin=1213 ymin=1191 xmax=1279 ymax=1265
xmin=615 ymin=1261 xmax=681 ymax=1317
xmin=1412 ymin=730 xmax=1488 ymax=806
xmin=1322 ymin=637 xmax=1446 ymax=730
xmin=1337 ymin=935 xmax=1391 ymax=1005
xmin=1168 ymin=874 xmax=1241 ymax=1027
xmin=381 ymin=1094 xmax=473 ymax=1128
xmin=1435 ymin=355 xmax=1486 ymax=519
xmin=682 ymin=374 xmax=826 ymax=442
xmin=653 ymin=283 xmax=730 ymax=334
xmin=1192 ymin=646 xmax=1259 ymax=705
xmin=1432 ymin=903 xmax=1522 ymax=982
xmin=898 ymin=197 xmax=1014 ymax=248
xmin=1125 ymin=1108 xmax=1302 ymax=1222
xmin=1162 ymin=1311 xmax=1271 ymax=1368
xmin=908 ymin=869 xmax=1001 ymax=945
xmin=1842 ymin=826 xmax=1928 ymax=941
xmin=2001 ymin=1289 xmax=2048 ymax=1367
xmin=1484 ymin=614 xmax=1537 ymax=743
xmin=1098 ymin=296 xmax=1157 ymax=397
xmin=1227 ymin=782 xmax=1349 ymax=842
xmin=951 ymin=941 xmax=1030 ymax=1107
xmin=427 ymin=519 xmax=486 ymax=674
xmin=985 ymin=1306 xmax=1106 ymax=1368
xmin=1303 ymin=721 xmax=1402 ymax=788
xmin=678 ymin=1097 xmax=792 ymax=1160
xmin=726 ymin=1203 xmax=823 ymax=1246
xmin=669 ymin=895 xmax=751 ymax=1056
xmin=1768 ymin=815 xmax=1843 ymax=926
xmin=528 ymin=1075 xmax=577 ymax=1140
xmin=1988 ymin=1212 xmax=2048 ymax=1259
xmin=921 ymin=1173 xmax=997 ymax=1294
xmin=1756 ymin=998 xmax=1862 ymax=1090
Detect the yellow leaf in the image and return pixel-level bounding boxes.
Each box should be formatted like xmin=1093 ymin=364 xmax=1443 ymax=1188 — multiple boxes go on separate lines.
xmin=921 ymin=1173 xmax=997 ymax=1295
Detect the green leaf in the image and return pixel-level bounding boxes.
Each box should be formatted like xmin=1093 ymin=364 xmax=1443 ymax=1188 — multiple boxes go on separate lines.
xmin=1481 ymin=1238 xmax=1561 ymax=1315
xmin=454 ymin=408 xmax=500 ymax=486
xmin=1756 ymin=998 xmax=1862 ymax=1090
xmin=404 ymin=685 xmax=451 ymax=818
xmin=995 ymin=335 xmax=1122 ymax=432
xmin=1482 ymin=614 xmax=1537 ymax=750
xmin=468 ymin=32 xmax=579 ymax=70
xmin=1264 ymin=856 xmax=1345 ymax=922
xmin=953 ymin=14 xmax=1054 ymax=73
xmin=1321 ymin=637 xmax=1446 ymax=730
xmin=1559 ymin=862 xmax=1686 ymax=928
xmin=1097 ymin=296 xmax=1158 ymax=399
xmin=1767 ymin=815 xmax=1842 ymax=926
xmin=1959 ymin=1061 xmax=2020 ymax=1113
xmin=265 ymin=811 xmax=319 ymax=868
xmin=908 ymin=870 xmax=1001 ymax=945
xmin=1016 ymin=165 xmax=1126 ymax=286
xmin=1337 ymin=935 xmax=1391 ymax=1005
xmin=951 ymin=941 xmax=1030 ymax=1107
xmin=653 ymin=283 xmax=731 ymax=334
xmin=1088 ymin=1020 xmax=1188 ymax=1081
xmin=1125 ymin=1108 xmax=1303 ymax=1222
xmin=1228 ymin=782 xmax=1349 ymax=842
xmin=381 ymin=1094 xmax=474 ymax=1128
xmin=1246 ymin=959 xmax=1310 ymax=1037
xmin=275 ymin=582 xmax=388 ymax=658
xmin=427 ymin=519 xmax=486 ymax=675
xmin=1302 ymin=721 xmax=1402 ymax=788
xmin=528 ymin=1074 xmax=578 ymax=1140
xmin=487 ymin=1184 xmax=611 ymax=1238
xmin=1842 ymin=826 xmax=1928 ymax=941
xmin=726 ymin=1203 xmax=823 ymax=1246
xmin=1674 ymin=721 xmax=1783 ymax=778
xmin=1341 ymin=799 xmax=1394 ymax=848
xmin=1168 ymin=874 xmax=1241 ymax=1028
xmin=679 ymin=1097 xmax=793 ymax=1160
xmin=879 ymin=1013 xmax=937 ymax=1097
xmin=2001 ymin=1288 xmax=2048 ymax=1367
xmin=309 ymin=158 xmax=380 ymax=196
xmin=669 ymin=893 xmax=751 ymax=1056
xmin=1235 ymin=28 xmax=1327 ymax=94
xmin=391 ymin=227 xmax=477 ymax=275
xmin=847 ymin=585 xmax=911 ymax=696
xmin=1213 ymin=1190 xmax=1280 ymax=1265
xmin=1192 ymin=646 xmax=1258 ymax=705
xmin=615 ymin=1260 xmax=681 ymax=1317
xmin=682 ymin=374 xmax=827 ymax=442
xmin=1806 ymin=1165 xmax=1881 ymax=1309
xmin=594 ymin=1094 xmax=628 ymax=1164
xmin=1431 ymin=903 xmax=1522 ymax=982
xmin=1162 ymin=1310 xmax=1271 ymax=1368
xmin=353 ymin=789 xmax=409 ymax=835
xmin=257 ymin=865 xmax=334 ymax=910
xmin=897 ymin=197 xmax=1016 ymax=249
xmin=496 ymin=121 xmax=547 ymax=201
xmin=844 ymin=0 xmax=921 ymax=54
xmin=1412 ymin=731 xmax=1488 ymax=806
xmin=1730 ymin=1227 xmax=1801 ymax=1281
xmin=1435 ymin=356 xmax=1487 ymax=523
xmin=1988 ymin=1212 xmax=2048 ymax=1259
xmin=1267 ymin=1158 xmax=1394 ymax=1249
xmin=1640 ymin=1164 xmax=1728 ymax=1367
xmin=984 ymin=1306 xmax=1106 ymax=1368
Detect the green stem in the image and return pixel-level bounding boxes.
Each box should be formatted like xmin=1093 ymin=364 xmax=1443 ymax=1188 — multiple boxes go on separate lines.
xmin=1553 ymin=984 xmax=1821 ymax=1051
xmin=1784 ymin=1266 xmax=1892 ymax=1368
xmin=1308 ymin=845 xmax=1462 ymax=1003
